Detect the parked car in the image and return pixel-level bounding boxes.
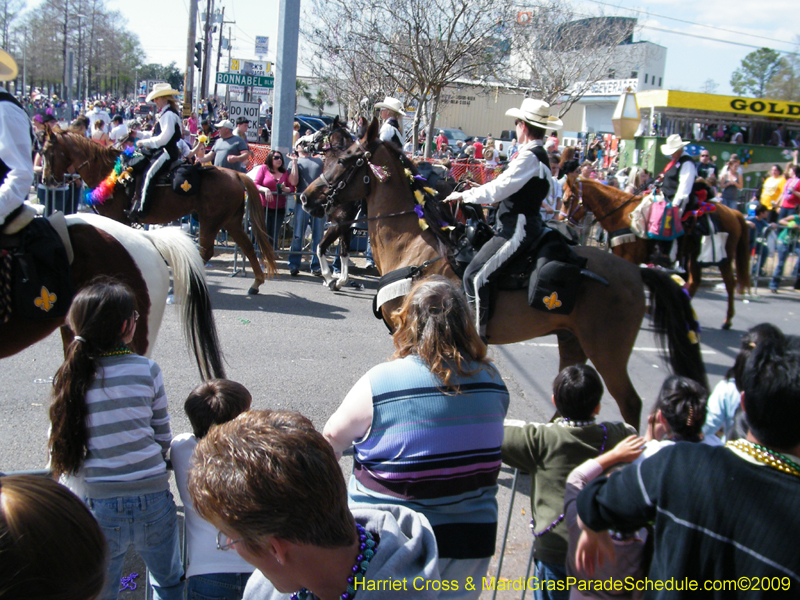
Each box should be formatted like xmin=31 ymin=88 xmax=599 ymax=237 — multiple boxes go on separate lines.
xmin=297 ymin=114 xmax=336 ymax=127
xmin=295 ymin=115 xmax=325 ymax=133
xmin=496 ymin=130 xmax=516 ymax=160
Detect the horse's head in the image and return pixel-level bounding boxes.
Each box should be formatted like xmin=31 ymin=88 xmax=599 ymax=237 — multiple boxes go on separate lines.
xmin=301 ymin=117 xmax=380 ymax=219
xmin=40 ymin=126 xmax=73 ymax=186
xmin=559 ymin=173 xmax=589 ymax=225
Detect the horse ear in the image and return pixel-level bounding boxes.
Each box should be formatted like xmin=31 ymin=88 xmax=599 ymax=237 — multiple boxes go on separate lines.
xmin=333 ymin=115 xmax=341 ymax=129
xmin=365 ymin=117 xmax=380 ymax=144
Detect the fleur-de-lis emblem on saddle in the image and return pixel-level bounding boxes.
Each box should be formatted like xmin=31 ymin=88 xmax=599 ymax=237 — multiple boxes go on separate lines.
xmin=34 ymin=286 xmax=57 ymax=312
xmin=542 ymin=292 xmax=562 ymax=311
xmin=180 ymin=180 xmax=192 ymax=192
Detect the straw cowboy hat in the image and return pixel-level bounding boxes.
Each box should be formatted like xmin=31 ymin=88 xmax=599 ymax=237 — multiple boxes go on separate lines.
xmin=374 ymin=96 xmax=404 ymax=114
xmin=505 ymin=98 xmax=563 ymax=130
xmin=146 ymin=82 xmax=180 ymax=102
xmin=0 ymin=48 xmax=18 ymax=82
xmin=660 ymin=134 xmax=690 ymax=156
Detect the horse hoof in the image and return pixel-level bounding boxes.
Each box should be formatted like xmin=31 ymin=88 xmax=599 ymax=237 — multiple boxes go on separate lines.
xmin=722 ymin=322 xmax=732 ymax=330
xmin=247 ymin=287 xmax=259 ymax=295
xmin=327 ymin=280 xmax=337 ymax=291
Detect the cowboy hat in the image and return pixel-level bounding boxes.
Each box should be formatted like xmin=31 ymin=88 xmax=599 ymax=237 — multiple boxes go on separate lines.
xmin=146 ymin=82 xmax=180 ymax=102
xmin=505 ymin=98 xmax=563 ymax=130
xmin=660 ymin=134 xmax=690 ymax=156
xmin=374 ymin=96 xmax=404 ymax=114
xmin=0 ymin=48 xmax=18 ymax=82
xmin=214 ymin=119 xmax=235 ymax=130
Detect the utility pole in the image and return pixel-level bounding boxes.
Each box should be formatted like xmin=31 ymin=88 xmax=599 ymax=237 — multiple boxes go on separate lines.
xmin=224 ymin=26 xmax=233 ymax=106
xmin=212 ymin=7 xmax=227 ymax=98
xmin=183 ymin=0 xmax=199 ymax=116
xmin=199 ymin=0 xmax=213 ymax=101
xmin=273 ymin=0 xmax=300 ymax=155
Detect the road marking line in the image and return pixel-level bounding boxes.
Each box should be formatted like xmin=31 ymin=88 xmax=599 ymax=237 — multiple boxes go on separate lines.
xmin=512 ymin=342 xmax=716 ymax=355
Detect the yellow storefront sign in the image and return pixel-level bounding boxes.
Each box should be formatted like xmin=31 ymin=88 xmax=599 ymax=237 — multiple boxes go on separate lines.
xmin=636 ymin=90 xmax=800 ymax=120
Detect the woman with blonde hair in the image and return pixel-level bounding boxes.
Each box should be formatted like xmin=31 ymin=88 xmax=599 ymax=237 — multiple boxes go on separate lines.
xmin=324 ymin=275 xmax=509 ymax=599
xmin=718 ymin=154 xmax=743 ymax=210
xmin=374 ymin=96 xmax=404 ymax=147
xmin=91 ymin=119 xmax=111 ymax=146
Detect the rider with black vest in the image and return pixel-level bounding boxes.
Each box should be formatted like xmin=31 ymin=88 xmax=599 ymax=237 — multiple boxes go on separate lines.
xmin=446 ymin=98 xmax=563 ymax=339
xmin=374 ymin=96 xmax=404 ymax=148
xmin=0 ymin=48 xmax=34 ymax=233
xmin=657 ymin=134 xmax=697 ymax=265
xmin=130 ymin=83 xmax=183 ymax=219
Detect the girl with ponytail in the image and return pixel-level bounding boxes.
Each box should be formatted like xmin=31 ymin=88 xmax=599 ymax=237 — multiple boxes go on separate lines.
xmin=48 ymin=277 xmax=184 ymax=600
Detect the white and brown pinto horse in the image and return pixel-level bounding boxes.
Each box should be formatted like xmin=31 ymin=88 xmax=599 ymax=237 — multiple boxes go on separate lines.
xmin=1 ymin=213 xmax=225 ymax=380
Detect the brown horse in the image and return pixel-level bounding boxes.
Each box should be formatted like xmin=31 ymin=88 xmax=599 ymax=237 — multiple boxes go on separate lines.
xmin=300 ymin=119 xmax=707 ymax=428
xmin=40 ymin=128 xmax=277 ymax=294
xmin=559 ymin=175 xmax=750 ymax=329
xmin=1 ymin=213 xmax=225 ymax=380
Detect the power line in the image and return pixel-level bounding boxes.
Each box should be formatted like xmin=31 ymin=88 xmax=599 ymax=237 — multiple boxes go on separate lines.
xmin=586 ymin=0 xmax=797 ymax=48
xmin=641 ymin=24 xmax=799 ymax=56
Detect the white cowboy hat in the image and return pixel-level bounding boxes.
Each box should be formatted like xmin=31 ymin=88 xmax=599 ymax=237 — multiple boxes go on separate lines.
xmin=0 ymin=48 xmax=18 ymax=82
xmin=660 ymin=134 xmax=690 ymax=156
xmin=374 ymin=97 xmax=404 ymax=114
xmin=505 ymin=98 xmax=563 ymax=131
xmin=146 ymin=83 xmax=180 ymax=102
xmin=214 ymin=119 xmax=235 ymax=130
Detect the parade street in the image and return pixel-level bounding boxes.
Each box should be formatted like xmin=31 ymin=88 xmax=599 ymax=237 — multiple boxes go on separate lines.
xmin=2 ymin=250 xmax=799 ymax=599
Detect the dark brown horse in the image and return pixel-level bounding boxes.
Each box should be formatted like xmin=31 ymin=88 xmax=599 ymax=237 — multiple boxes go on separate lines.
xmin=1 ymin=213 xmax=224 ymax=380
xmin=40 ymin=128 xmax=277 ymax=294
xmin=559 ymin=175 xmax=750 ymax=329
xmin=300 ymin=119 xmax=707 ymax=428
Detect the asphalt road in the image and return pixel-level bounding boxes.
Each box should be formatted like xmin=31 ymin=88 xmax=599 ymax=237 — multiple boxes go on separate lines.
xmin=2 ymin=247 xmax=798 ymax=599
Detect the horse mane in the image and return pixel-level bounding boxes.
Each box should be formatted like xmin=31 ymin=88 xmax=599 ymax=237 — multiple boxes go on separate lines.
xmin=53 ymin=126 xmax=121 ymax=166
xmin=579 ymin=177 xmax=641 ymax=214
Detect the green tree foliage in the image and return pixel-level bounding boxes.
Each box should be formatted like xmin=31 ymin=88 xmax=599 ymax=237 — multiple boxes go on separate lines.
xmin=730 ymin=47 xmax=784 ymax=97
xmin=766 ymin=37 xmax=800 ymax=102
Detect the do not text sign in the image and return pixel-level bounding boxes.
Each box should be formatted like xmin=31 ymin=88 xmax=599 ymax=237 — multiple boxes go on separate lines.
xmin=228 ymin=101 xmax=260 ymax=142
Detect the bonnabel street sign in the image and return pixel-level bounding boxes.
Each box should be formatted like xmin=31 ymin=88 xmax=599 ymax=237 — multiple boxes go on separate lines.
xmin=216 ymin=72 xmax=274 ymax=88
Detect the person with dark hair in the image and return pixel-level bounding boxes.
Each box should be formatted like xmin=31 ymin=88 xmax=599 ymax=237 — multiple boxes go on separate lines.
xmin=255 ymin=149 xmax=298 ymax=245
xmin=188 ymin=410 xmax=442 ymax=600
xmin=746 ymin=203 xmax=773 ymax=277
xmin=703 ymin=324 xmax=785 ymax=443
xmin=0 ymin=475 xmax=107 ymax=600
xmin=444 ymin=98 xmax=563 ymax=339
xmin=47 ymin=278 xmax=184 ymax=600
xmin=575 ymin=336 xmax=800 ymax=595
xmin=171 ymin=379 xmax=255 ymax=599
xmin=324 ymin=276 xmax=509 ymax=598
xmin=501 ymin=364 xmax=635 ymax=600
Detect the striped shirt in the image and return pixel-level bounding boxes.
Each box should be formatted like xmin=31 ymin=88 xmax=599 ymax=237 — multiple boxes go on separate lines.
xmin=80 ymin=354 xmax=172 ymax=499
xmin=350 ymin=355 xmax=509 ymax=558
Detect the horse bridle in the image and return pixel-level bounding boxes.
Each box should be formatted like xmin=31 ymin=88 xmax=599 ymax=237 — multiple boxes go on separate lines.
xmin=563 ymin=176 xmax=648 ymax=226
xmin=43 ymin=131 xmax=94 ymax=186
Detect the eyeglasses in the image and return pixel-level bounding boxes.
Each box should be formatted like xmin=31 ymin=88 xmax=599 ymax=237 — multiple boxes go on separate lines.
xmin=273 ymin=155 xmax=282 ymax=160
xmin=217 ymin=531 xmax=242 ymax=551
xmin=514 ymin=120 xmax=522 ymax=126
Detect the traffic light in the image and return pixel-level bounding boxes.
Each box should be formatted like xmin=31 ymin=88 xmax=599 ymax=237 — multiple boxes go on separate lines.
xmin=194 ymin=42 xmax=202 ymax=70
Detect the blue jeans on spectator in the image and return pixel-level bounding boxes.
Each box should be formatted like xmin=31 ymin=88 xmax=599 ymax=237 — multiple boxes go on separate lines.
xmin=88 ymin=490 xmax=184 ymax=600
xmin=770 ymin=240 xmax=800 ymax=290
xmin=533 ymin=559 xmax=569 ymax=600
xmin=187 ymin=573 xmax=252 ymax=600
xmin=778 ymin=206 xmax=798 ymax=221
xmin=288 ymin=209 xmax=324 ymax=271
xmin=266 ymin=207 xmax=286 ymax=247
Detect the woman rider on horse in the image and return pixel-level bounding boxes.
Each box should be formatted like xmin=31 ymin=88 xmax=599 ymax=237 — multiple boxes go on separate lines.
xmin=374 ymin=96 xmax=404 ymax=148
xmin=445 ymin=98 xmax=562 ymax=340
xmin=130 ymin=83 xmax=183 ymax=219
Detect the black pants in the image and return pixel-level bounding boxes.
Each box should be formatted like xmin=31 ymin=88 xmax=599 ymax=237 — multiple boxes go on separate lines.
xmin=463 ymin=213 xmax=541 ymax=333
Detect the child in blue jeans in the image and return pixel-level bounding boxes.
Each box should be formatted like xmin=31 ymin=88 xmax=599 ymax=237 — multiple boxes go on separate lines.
xmin=171 ymin=379 xmax=255 ymax=599
xmin=48 ymin=279 xmax=183 ymax=600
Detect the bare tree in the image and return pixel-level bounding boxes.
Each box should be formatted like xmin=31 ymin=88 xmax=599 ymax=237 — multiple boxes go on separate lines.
xmin=699 ymin=78 xmax=719 ymax=94
xmin=766 ymin=37 xmax=800 ymax=102
xmin=304 ymin=0 xmax=516 ymax=157
xmin=511 ymin=2 xmax=647 ymax=116
xmin=0 ymin=0 xmax=24 ymax=48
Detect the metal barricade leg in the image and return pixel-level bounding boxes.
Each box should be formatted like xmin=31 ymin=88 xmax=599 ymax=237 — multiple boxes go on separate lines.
xmin=491 ymin=468 xmax=520 ymax=600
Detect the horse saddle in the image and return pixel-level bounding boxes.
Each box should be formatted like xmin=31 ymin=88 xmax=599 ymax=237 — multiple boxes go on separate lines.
xmin=0 ymin=211 xmax=74 ymax=323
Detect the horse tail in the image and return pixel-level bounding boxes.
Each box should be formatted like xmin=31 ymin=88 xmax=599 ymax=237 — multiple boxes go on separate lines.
xmin=639 ymin=267 xmax=708 ymax=391
xmin=143 ymin=227 xmax=226 ymax=380
xmin=733 ymin=211 xmax=751 ymax=292
xmin=241 ymin=175 xmax=278 ymax=277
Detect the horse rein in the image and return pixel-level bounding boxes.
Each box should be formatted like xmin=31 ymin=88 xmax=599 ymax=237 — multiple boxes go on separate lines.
xmin=565 ymin=176 xmax=649 ymax=226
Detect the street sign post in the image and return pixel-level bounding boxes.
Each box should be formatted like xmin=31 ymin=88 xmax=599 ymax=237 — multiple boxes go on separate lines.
xmin=228 ymin=101 xmax=260 ymax=142
xmin=216 ymin=72 xmax=274 ymax=88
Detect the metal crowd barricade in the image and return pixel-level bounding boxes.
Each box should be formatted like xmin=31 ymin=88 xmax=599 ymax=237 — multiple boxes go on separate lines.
xmin=36 ymin=174 xmax=83 ymax=216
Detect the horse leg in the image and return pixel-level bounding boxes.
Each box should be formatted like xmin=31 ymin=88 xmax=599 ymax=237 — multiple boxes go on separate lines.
xmin=718 ymin=260 xmax=736 ymax=330
xmin=316 ymin=225 xmax=340 ymax=290
xmin=336 ymin=229 xmax=352 ymax=291
xmin=685 ymin=253 xmax=701 ymax=297
xmin=556 ymin=329 xmax=587 ymax=370
xmin=223 ymin=219 xmax=266 ymax=294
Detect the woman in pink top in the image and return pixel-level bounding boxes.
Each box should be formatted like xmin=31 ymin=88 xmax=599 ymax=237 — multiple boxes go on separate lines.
xmin=778 ymin=163 xmax=800 ymax=220
xmin=91 ymin=119 xmax=111 ymax=147
xmin=255 ymin=150 xmax=298 ymax=245
xmin=185 ymin=112 xmax=198 ymax=144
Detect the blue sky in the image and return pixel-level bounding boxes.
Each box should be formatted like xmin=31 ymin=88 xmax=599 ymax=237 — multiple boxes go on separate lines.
xmin=108 ymin=0 xmax=798 ymax=97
